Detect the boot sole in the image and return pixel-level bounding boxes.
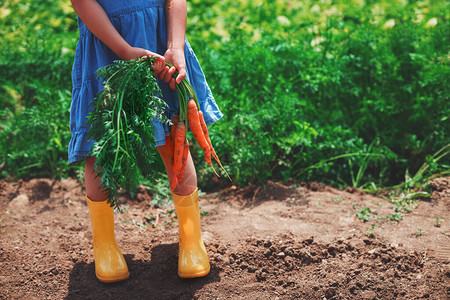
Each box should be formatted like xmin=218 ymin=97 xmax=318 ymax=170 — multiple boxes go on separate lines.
xmin=178 ymin=265 xmax=210 ymax=278
xmin=96 ymin=271 xmax=129 ymax=283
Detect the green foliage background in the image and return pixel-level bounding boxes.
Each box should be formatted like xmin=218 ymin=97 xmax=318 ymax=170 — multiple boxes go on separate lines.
xmin=0 ymin=0 xmax=449 ymax=190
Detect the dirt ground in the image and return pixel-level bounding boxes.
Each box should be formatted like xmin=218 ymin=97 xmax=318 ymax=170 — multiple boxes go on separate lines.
xmin=0 ymin=177 xmax=449 ymax=299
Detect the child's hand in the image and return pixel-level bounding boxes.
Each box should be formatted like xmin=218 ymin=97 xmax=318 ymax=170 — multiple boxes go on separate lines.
xmin=121 ymin=46 xmax=177 ymax=85
xmin=164 ymin=48 xmax=186 ymax=90
xmin=121 ymin=46 xmax=155 ymax=61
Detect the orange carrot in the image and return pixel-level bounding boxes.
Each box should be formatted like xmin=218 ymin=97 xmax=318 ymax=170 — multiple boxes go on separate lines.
xmin=172 ymin=121 xmax=185 ymax=181
xmin=199 ymin=110 xmax=230 ymax=180
xmin=170 ymin=174 xmax=178 ymax=191
xmin=187 ymin=99 xmax=212 ymax=165
xmin=170 ymin=115 xmax=179 ymax=145
xmin=177 ymin=139 xmax=189 ymax=183
xmin=167 ymin=116 xmax=180 ymax=191
xmin=199 ymin=111 xmax=219 ymax=165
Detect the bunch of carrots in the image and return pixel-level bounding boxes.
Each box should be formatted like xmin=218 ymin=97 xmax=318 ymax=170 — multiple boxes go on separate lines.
xmin=164 ymin=61 xmax=230 ymax=190
xmin=87 ymin=56 xmax=228 ymax=208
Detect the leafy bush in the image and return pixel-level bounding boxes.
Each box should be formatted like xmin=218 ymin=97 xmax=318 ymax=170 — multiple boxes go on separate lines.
xmin=0 ymin=0 xmax=77 ymax=178
xmin=0 ymin=87 xmax=72 ymax=178
xmin=0 ymin=0 xmax=448 ymax=191
xmin=195 ymin=2 xmax=449 ymax=188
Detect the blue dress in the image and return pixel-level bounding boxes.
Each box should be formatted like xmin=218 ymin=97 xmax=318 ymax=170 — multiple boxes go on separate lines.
xmin=69 ymin=0 xmax=222 ymax=164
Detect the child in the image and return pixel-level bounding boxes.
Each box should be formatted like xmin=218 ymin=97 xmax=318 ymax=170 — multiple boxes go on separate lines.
xmin=69 ymin=0 xmax=223 ymax=282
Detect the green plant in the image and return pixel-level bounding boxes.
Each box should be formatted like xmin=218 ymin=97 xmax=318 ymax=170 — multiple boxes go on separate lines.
xmin=297 ymin=146 xmax=386 ymax=189
xmin=434 ymin=217 xmax=441 ymax=228
xmin=0 ymin=2 xmax=77 ymax=179
xmin=115 ymin=205 xmax=129 ymax=214
xmin=0 ymin=85 xmax=74 ymax=179
xmin=367 ymin=224 xmax=376 ymax=238
xmin=415 ymin=228 xmax=424 ymax=237
xmin=379 ymin=213 xmax=403 ymax=223
xmin=379 ymin=145 xmax=449 ymax=213
xmin=332 ymin=196 xmax=344 ymax=202
xmin=389 ymin=190 xmax=427 ymax=213
xmin=356 ymin=205 xmax=374 ymax=222
xmin=402 ymin=144 xmax=450 ymax=190
xmin=144 ymin=214 xmax=158 ymax=228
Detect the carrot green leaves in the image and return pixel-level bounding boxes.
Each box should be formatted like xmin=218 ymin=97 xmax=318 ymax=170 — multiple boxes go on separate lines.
xmin=87 ymin=56 xmax=169 ymax=209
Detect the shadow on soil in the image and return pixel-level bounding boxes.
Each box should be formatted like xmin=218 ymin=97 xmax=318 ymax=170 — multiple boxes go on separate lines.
xmin=66 ymin=243 xmax=220 ymax=299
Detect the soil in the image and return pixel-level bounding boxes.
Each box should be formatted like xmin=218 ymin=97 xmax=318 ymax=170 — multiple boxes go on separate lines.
xmin=1 ymin=177 xmax=449 ymax=299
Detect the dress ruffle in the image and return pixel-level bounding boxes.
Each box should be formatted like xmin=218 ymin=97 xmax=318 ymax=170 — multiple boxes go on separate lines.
xmin=69 ymin=0 xmax=222 ymax=164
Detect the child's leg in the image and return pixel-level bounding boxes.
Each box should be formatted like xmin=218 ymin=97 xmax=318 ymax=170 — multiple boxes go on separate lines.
xmin=85 ymin=156 xmax=108 ymax=201
xmin=84 ymin=156 xmax=129 ymax=283
xmin=157 ymin=143 xmax=210 ymax=278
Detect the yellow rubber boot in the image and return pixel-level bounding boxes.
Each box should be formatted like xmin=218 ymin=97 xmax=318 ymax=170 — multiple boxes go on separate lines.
xmin=172 ymin=188 xmax=210 ymax=278
xmin=86 ymin=197 xmax=129 ymax=283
